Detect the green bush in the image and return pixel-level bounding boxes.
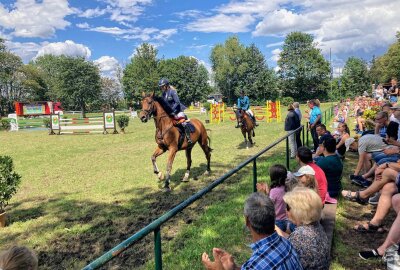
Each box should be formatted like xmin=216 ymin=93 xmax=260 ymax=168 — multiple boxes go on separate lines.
xmin=0 ymin=156 xmax=21 ymax=213
xmin=0 ymin=119 xmax=10 ymax=131
xmin=281 ymin=97 xmax=294 ymax=106
xmin=43 ymin=118 xmax=51 ymax=128
xmin=116 ymin=115 xmax=130 ymax=133
xmin=203 ymin=102 xmax=212 ymax=111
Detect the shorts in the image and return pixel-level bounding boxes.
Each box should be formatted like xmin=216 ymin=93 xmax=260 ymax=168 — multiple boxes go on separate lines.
xmin=390 ymin=96 xmax=398 ymax=103
xmin=396 ymin=173 xmax=400 ymax=193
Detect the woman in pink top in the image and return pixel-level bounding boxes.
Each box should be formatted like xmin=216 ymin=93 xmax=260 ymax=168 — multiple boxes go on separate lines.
xmin=257 ymin=164 xmax=289 ymax=232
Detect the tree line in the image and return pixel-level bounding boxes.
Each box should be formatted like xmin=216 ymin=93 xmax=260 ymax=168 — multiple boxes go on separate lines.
xmin=1 ymin=32 xmax=399 ymax=116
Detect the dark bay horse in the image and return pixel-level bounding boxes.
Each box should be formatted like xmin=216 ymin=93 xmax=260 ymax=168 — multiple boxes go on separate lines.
xmin=139 ymin=92 xmax=212 ymax=191
xmin=236 ymin=109 xmax=255 ymax=148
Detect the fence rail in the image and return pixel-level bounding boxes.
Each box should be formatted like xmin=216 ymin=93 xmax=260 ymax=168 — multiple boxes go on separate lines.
xmin=83 ymin=106 xmax=334 ymax=270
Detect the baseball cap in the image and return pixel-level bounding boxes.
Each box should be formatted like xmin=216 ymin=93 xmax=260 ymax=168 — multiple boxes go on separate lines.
xmin=293 ymin=165 xmax=315 ymax=177
xmin=345 ymin=137 xmax=356 ymax=151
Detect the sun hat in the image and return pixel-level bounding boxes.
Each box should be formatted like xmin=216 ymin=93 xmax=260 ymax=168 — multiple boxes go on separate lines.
xmin=293 ymin=165 xmax=315 ymax=177
xmin=345 ymin=137 xmax=356 ymax=151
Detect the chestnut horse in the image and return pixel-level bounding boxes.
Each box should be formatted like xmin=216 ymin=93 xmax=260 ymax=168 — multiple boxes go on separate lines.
xmin=236 ymin=109 xmax=255 ymax=148
xmin=139 ymin=92 xmax=212 ymax=191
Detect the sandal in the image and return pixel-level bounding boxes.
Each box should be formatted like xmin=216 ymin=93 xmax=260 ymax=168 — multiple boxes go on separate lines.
xmin=354 ymin=222 xmax=386 ymax=233
xmin=359 ymin=249 xmax=382 ymax=260
xmin=342 ymin=190 xmax=368 ymax=204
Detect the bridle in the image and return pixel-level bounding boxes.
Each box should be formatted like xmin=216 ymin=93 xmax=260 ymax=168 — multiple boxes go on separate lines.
xmin=142 ymin=97 xmax=155 ymax=121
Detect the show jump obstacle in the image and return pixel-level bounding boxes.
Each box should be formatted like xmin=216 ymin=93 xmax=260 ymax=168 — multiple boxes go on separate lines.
xmin=49 ymin=111 xmax=118 ymax=135
xmin=209 ymin=101 xmax=281 ymax=124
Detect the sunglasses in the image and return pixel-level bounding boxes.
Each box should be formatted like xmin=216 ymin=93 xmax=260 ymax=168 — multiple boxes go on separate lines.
xmin=286 ymin=204 xmax=291 ymax=211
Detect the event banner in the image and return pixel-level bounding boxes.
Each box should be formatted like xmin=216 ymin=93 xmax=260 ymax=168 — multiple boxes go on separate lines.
xmin=23 ymin=104 xmax=45 ymax=115
xmin=104 ymin=112 xmax=115 ymax=129
xmin=7 ymin=114 xmax=18 ymax=131
xmin=51 ymin=115 xmax=60 ymax=130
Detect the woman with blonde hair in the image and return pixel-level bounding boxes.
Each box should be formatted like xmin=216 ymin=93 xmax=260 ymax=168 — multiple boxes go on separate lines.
xmin=276 ymin=187 xmax=329 ymax=270
xmin=0 ymin=246 xmax=38 ymax=270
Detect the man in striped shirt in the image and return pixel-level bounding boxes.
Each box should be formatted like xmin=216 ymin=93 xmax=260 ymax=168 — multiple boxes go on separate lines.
xmin=202 ymin=193 xmax=302 ymax=270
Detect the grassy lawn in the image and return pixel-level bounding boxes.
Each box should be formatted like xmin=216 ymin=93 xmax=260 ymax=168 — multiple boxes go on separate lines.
xmin=0 ymin=103 xmax=332 ymax=269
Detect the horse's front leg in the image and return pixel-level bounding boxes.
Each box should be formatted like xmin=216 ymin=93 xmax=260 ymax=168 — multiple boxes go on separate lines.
xmin=151 ymin=146 xmax=165 ymax=181
xmin=164 ymin=148 xmax=178 ymax=191
xmin=182 ymin=147 xmax=193 ymax=182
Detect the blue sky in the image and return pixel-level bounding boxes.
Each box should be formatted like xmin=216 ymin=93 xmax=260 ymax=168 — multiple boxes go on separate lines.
xmin=1 ymin=0 xmax=399 ymax=77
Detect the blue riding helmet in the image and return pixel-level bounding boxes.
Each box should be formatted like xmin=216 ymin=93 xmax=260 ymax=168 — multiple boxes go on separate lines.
xmin=158 ymin=78 xmax=169 ymax=87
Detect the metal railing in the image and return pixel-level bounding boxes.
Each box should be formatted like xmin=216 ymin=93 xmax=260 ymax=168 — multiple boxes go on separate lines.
xmin=83 ymin=105 xmax=334 ymax=270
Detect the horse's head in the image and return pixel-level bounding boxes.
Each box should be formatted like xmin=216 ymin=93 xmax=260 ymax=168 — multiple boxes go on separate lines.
xmin=139 ymin=92 xmax=155 ymax=123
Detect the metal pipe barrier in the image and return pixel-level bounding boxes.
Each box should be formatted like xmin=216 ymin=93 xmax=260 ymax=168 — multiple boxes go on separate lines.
xmin=82 ymin=125 xmax=305 ymax=270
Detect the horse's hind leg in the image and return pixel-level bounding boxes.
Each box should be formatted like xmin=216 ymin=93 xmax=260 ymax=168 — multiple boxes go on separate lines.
xmin=151 ymin=146 xmax=165 ymax=181
xmin=182 ymin=147 xmax=193 ymax=182
xmin=248 ymin=131 xmax=253 ymax=145
xmin=199 ymin=137 xmax=211 ymax=175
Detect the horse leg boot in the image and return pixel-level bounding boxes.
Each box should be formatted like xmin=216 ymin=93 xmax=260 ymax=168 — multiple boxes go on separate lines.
xmin=182 ymin=123 xmax=193 ymax=144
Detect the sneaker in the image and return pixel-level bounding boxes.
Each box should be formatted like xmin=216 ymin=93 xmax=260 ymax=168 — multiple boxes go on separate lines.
xmin=359 ymin=249 xmax=381 ymax=260
xmin=351 ymin=178 xmax=372 ymax=188
xmin=368 ymin=192 xmax=381 ymax=205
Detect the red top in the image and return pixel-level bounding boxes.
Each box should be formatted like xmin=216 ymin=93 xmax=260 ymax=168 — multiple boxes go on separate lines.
xmin=308 ymin=163 xmax=327 ymax=204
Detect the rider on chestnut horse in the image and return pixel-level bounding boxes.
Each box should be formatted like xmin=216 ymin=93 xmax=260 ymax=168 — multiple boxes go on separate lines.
xmin=159 ymin=78 xmax=192 ymax=144
xmin=235 ymin=90 xmax=258 ymax=128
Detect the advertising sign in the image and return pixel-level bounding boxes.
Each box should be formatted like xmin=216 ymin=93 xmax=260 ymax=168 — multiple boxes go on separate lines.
xmin=8 ymin=114 xmax=18 ymax=131
xmin=104 ymin=112 xmax=115 ymax=129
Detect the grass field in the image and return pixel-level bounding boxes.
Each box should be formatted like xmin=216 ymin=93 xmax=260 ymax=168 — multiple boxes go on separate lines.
xmin=0 ymin=103 xmax=332 ymax=269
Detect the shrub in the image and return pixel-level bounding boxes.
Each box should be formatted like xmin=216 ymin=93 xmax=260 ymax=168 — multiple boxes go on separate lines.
xmin=0 ymin=119 xmax=10 ymax=131
xmin=43 ymin=118 xmax=51 ymax=128
xmin=203 ymin=102 xmax=212 ymax=112
xmin=0 ymin=156 xmax=21 ymax=213
xmin=116 ymin=115 xmax=130 ymax=133
xmin=281 ymin=97 xmax=294 ymax=106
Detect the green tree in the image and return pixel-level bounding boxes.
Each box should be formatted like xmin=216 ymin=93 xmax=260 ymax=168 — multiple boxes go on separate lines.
xmin=278 ymin=32 xmax=330 ymax=101
xmin=370 ymin=32 xmax=400 ymax=83
xmin=341 ymin=57 xmax=370 ymax=97
xmin=158 ymin=56 xmax=211 ymax=105
xmin=122 ymin=43 xmax=159 ymax=102
xmin=210 ymin=36 xmax=248 ymax=104
xmin=57 ymin=57 xmax=101 ymax=117
xmin=32 ymin=55 xmax=63 ymax=101
xmin=18 ymin=64 xmax=48 ymax=101
xmin=243 ymin=44 xmax=278 ymax=103
xmin=0 ymin=39 xmax=23 ymax=114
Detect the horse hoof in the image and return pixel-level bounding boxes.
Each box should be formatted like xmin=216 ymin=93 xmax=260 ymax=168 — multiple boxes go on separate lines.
xmin=203 ymin=170 xmax=210 ymax=176
xmin=163 ymin=187 xmax=171 ymax=192
xmin=158 ymin=172 xmax=164 ymax=181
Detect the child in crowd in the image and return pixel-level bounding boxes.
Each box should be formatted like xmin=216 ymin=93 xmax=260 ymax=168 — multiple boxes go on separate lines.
xmin=256 ymin=164 xmax=290 ymax=232
xmin=0 ymin=246 xmax=38 ymax=270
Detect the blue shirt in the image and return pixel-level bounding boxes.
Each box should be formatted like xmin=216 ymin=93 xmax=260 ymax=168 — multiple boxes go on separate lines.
xmin=309 ymin=106 xmax=321 ymax=124
xmin=237 ymin=96 xmax=250 ymax=110
xmin=242 ymin=232 xmax=303 ymax=270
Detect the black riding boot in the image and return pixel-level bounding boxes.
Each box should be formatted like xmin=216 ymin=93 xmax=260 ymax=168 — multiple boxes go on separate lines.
xmin=184 ymin=124 xmax=193 ymax=144
xmin=252 ymin=115 xmax=259 ymax=126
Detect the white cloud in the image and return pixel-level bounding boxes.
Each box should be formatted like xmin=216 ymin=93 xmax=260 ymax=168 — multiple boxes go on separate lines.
xmin=186 ymin=14 xmax=256 ymax=33
xmin=217 ymin=0 xmax=279 ymax=15
xmin=266 ymin=41 xmax=284 ymax=48
xmin=87 ymin=25 xmax=176 ymax=43
xmin=105 ymin=0 xmax=152 ymax=23
xmin=35 ymin=40 xmax=91 ymax=59
xmin=270 ymin=48 xmax=282 ymax=62
xmin=76 ymin=22 xmax=90 ymax=29
xmin=253 ymin=9 xmax=322 ymax=37
xmin=0 ymin=0 xmax=74 ymax=38
xmin=78 ymin=7 xmax=107 ymax=18
xmin=5 ymin=40 xmax=43 ymax=62
xmin=94 ymin=56 xmax=121 ymax=78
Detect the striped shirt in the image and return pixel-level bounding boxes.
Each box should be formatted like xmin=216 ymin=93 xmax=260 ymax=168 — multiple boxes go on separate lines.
xmin=242 ymin=232 xmax=303 ymax=270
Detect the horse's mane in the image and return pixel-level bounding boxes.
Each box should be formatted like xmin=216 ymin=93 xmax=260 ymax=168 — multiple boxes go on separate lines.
xmin=154 ymin=95 xmax=174 ymax=115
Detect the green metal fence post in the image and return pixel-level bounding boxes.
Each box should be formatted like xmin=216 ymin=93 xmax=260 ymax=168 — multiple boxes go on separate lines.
xmin=324 ymin=111 xmax=327 ymax=124
xmin=253 ymin=159 xmax=257 ymax=192
xmin=154 ymin=227 xmax=162 ymax=270
xmin=302 ymin=126 xmax=305 ymax=147
xmin=286 ymin=137 xmax=290 ymax=170
xmin=306 ymin=123 xmax=309 ymax=147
